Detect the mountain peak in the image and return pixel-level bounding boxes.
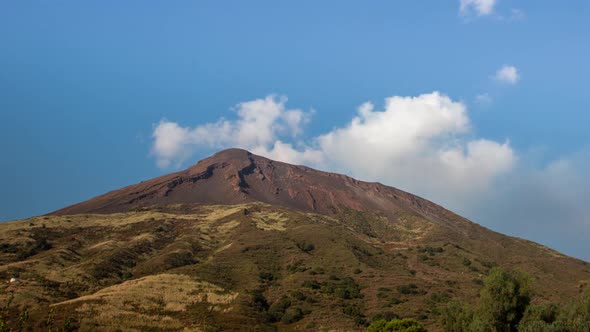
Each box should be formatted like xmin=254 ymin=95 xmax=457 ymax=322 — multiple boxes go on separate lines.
xmin=52 ymin=149 xmax=462 ymax=231
xmin=206 ymin=147 xmax=252 ymax=161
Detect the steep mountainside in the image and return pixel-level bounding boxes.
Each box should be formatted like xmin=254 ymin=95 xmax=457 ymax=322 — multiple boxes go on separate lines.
xmin=1 ymin=149 xmax=589 ymax=331
xmin=52 ymin=149 xmax=464 ymax=231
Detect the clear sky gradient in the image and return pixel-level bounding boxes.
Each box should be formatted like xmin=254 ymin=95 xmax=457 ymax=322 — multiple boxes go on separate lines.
xmin=1 ymin=1 xmax=589 ymax=260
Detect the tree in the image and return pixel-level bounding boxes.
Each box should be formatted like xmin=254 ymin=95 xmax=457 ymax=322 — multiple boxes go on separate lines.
xmin=518 ymin=303 xmax=558 ymax=332
xmin=440 ymin=267 xmax=532 ymax=332
xmin=440 ymin=300 xmax=476 ymax=332
xmin=553 ymin=285 xmax=590 ymax=331
xmin=477 ymin=267 xmax=532 ymax=331
xmin=367 ymin=318 xmax=426 ymax=332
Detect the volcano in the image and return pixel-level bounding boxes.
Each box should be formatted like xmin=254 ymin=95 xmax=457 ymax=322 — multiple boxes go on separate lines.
xmin=54 ymin=149 xmax=468 ymax=230
xmin=1 ymin=149 xmax=589 ymax=331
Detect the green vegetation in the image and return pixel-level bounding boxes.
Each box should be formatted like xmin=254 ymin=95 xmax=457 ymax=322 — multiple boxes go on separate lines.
xmin=296 ymin=241 xmax=315 ymax=253
xmin=302 ymin=276 xmax=363 ymax=300
xmin=441 ymin=267 xmax=531 ymax=331
xmin=418 ymin=246 xmax=444 ymax=256
xmin=343 ymin=303 xmax=367 ymax=326
xmin=397 ymin=284 xmax=423 ymax=295
xmin=441 ymin=267 xmax=590 ymax=332
xmin=367 ymin=318 xmax=426 ymax=332
xmin=518 ymin=286 xmax=590 ymax=331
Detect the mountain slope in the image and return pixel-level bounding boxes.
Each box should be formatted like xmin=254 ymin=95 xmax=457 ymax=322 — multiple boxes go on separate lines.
xmin=53 ymin=148 xmax=474 ymax=232
xmin=1 ymin=149 xmax=588 ymax=331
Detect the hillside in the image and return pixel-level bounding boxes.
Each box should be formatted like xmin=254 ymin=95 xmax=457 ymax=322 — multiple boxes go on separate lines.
xmin=1 ymin=149 xmax=589 ymax=331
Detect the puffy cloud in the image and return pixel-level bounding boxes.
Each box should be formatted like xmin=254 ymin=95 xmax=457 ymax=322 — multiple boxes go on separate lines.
xmin=460 ymin=0 xmax=497 ymax=16
xmin=309 ymin=92 xmax=515 ymax=201
xmin=494 ymin=65 xmax=520 ymax=84
xmin=151 ymin=96 xmax=311 ymax=168
xmin=152 ymin=92 xmax=515 ymax=203
xmin=151 ymin=121 xmax=193 ymax=169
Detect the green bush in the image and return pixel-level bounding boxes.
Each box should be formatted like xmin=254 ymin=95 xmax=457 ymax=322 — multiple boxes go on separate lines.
xmin=477 ymin=267 xmax=532 ymax=331
xmin=441 ymin=268 xmax=590 ymax=332
xmin=343 ymin=304 xmax=367 ymax=326
xmin=518 ymin=303 xmax=558 ymax=331
xmin=367 ymin=318 xmax=426 ymax=332
xmin=552 ymin=285 xmax=590 ymax=331
xmin=302 ymin=280 xmax=321 ymax=290
xmin=296 ymin=241 xmax=315 ymax=253
xmin=397 ymin=284 xmax=420 ymax=295
xmin=322 ymin=277 xmax=363 ymax=299
xmin=440 ymin=267 xmax=532 ymax=332
xmin=258 ymin=271 xmax=276 ymax=282
xmin=440 ymin=300 xmax=476 ymax=332
xmin=267 ymin=296 xmax=292 ymax=322
xmin=281 ymin=307 xmax=304 ymax=324
xmin=250 ymin=290 xmax=269 ymax=312
xmin=287 ymin=260 xmax=307 ymax=273
xmin=371 ymin=312 xmax=399 ymax=322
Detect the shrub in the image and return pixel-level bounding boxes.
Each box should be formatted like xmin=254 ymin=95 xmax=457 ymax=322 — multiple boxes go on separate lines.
xmin=250 ymin=290 xmax=269 ymax=312
xmin=418 ymin=246 xmax=444 ymax=256
xmin=367 ymin=318 xmax=426 ymax=332
xmin=287 ymin=260 xmax=307 ymax=273
xmin=462 ymin=258 xmax=472 ymax=267
xmin=267 ymin=297 xmax=292 ymax=322
xmin=440 ymin=300 xmax=475 ymax=332
xmin=343 ymin=304 xmax=367 ymax=326
xmin=302 ymin=280 xmax=321 ymax=290
xmin=371 ymin=312 xmax=399 ymax=322
xmin=553 ymin=285 xmax=590 ymax=331
xmin=291 ymin=290 xmax=307 ymax=301
xmin=322 ymin=277 xmax=363 ymax=299
xmin=258 ymin=271 xmax=276 ymax=283
xmin=397 ymin=284 xmax=419 ymax=295
xmin=440 ymin=267 xmax=532 ymax=332
xmin=281 ymin=307 xmax=304 ymax=324
xmin=518 ymin=304 xmax=559 ymax=332
xmin=296 ymin=241 xmax=315 ymax=253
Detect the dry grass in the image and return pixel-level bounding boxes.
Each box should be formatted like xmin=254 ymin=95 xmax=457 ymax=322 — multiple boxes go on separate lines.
xmin=54 ymin=273 xmax=237 ymax=331
xmin=251 ymin=211 xmax=288 ymax=231
xmin=1 ymin=203 xmax=589 ymax=331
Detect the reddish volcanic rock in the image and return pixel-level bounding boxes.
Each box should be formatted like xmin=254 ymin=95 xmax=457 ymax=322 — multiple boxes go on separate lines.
xmin=52 ymin=148 xmax=467 ymax=230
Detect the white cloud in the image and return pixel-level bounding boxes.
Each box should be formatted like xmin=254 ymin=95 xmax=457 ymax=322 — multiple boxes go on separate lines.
xmin=460 ymin=0 xmax=497 ymax=16
xmin=308 ymin=92 xmax=515 ymax=200
xmin=152 ymin=92 xmax=515 ymax=202
xmin=151 ymin=96 xmax=312 ymax=168
xmin=494 ymin=65 xmax=520 ymax=84
xmin=151 ymin=122 xmax=193 ymax=169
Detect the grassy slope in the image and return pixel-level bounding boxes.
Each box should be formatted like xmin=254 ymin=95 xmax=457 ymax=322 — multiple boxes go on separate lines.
xmin=0 ymin=204 xmax=589 ymax=331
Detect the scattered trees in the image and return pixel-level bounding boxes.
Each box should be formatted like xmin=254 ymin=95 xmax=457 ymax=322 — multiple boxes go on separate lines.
xmin=441 ymin=267 xmax=531 ymax=331
xmin=441 ymin=267 xmax=590 ymax=332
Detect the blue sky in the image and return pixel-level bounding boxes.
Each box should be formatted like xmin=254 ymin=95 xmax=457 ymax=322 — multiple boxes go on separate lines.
xmin=1 ymin=1 xmax=589 ymax=260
